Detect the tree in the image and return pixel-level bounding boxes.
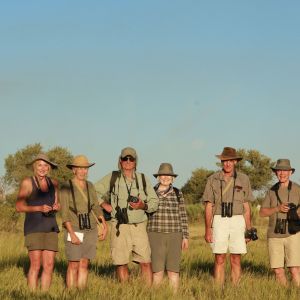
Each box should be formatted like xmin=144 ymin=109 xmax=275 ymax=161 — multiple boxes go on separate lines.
xmin=181 ymin=168 xmax=214 ymax=204
xmin=235 ymin=149 xmax=275 ymax=192
xmin=4 ymin=143 xmax=74 ymax=190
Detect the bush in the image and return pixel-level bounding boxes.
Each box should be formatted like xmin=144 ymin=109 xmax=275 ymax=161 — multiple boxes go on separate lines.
xmin=0 ymin=204 xmax=22 ymax=232
xmin=186 ymin=203 xmax=204 ymax=223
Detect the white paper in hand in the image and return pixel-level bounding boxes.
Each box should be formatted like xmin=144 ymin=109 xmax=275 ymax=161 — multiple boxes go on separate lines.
xmin=67 ymin=232 xmax=84 ymax=242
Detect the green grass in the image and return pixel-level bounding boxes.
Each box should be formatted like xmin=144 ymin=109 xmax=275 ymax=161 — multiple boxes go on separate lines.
xmin=1 ymin=219 xmax=300 ymax=300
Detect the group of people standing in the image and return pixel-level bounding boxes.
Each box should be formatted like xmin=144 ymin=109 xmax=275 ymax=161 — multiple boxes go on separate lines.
xmin=16 ymin=147 xmax=189 ymax=292
xmin=15 ymin=146 xmax=300 ymax=292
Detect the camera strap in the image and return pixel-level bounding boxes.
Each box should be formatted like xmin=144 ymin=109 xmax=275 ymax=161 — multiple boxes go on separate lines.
xmin=69 ymin=180 xmax=91 ymax=215
xmin=274 ymin=181 xmax=292 ymax=219
xmin=220 ymin=172 xmax=237 ymax=204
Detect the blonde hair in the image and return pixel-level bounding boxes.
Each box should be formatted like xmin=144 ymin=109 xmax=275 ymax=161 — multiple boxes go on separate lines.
xmin=32 ymin=160 xmax=51 ymax=175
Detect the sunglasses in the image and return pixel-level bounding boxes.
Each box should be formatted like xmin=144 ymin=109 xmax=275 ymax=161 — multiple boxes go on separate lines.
xmin=121 ymin=156 xmax=135 ymax=162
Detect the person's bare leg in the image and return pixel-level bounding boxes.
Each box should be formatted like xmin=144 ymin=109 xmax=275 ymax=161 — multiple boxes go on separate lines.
xmin=116 ymin=265 xmax=129 ymax=282
xmin=273 ymin=268 xmax=288 ymax=286
xmin=77 ymin=258 xmax=89 ymax=290
xmin=66 ymin=261 xmax=79 ymax=289
xmin=167 ymin=271 xmax=179 ymax=292
xmin=28 ymin=250 xmax=42 ymax=291
xmin=289 ymin=267 xmax=300 ymax=286
xmin=140 ymin=262 xmax=153 ymax=286
xmin=230 ymin=254 xmax=242 ymax=285
xmin=214 ymin=254 xmax=226 ymax=286
xmin=41 ymin=250 xmax=56 ymax=291
xmin=153 ymin=271 xmax=164 ymax=287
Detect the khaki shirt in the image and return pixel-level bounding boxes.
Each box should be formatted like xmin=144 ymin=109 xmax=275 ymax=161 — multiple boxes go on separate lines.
xmin=261 ymin=181 xmax=300 ymax=238
xmin=94 ymin=171 xmax=159 ymax=224
xmin=202 ymin=171 xmax=254 ymax=215
xmin=60 ymin=180 xmax=102 ymax=231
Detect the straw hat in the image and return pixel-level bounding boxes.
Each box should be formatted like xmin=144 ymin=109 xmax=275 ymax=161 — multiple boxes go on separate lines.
xmin=153 ymin=163 xmax=178 ymax=178
xmin=216 ymin=147 xmax=242 ymax=161
xmin=66 ymin=155 xmax=95 ymax=169
xmin=271 ymin=159 xmax=295 ymax=174
xmin=27 ymin=153 xmax=58 ymax=169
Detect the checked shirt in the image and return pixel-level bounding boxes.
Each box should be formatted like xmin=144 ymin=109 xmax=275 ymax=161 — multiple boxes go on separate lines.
xmin=147 ymin=186 xmax=189 ymax=239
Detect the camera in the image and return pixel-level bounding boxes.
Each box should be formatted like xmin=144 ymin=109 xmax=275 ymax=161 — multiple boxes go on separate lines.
xmin=245 ymin=227 xmax=258 ymax=241
xmin=221 ymin=202 xmax=233 ymax=218
xmin=42 ymin=208 xmax=56 ymax=217
xmin=274 ymin=218 xmax=287 ymax=234
xmin=78 ymin=213 xmax=91 ymax=230
xmin=115 ymin=206 xmax=129 ymax=224
xmin=128 ymin=195 xmax=139 ymax=203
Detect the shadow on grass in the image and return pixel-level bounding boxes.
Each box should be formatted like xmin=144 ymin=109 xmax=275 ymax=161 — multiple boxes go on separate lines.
xmin=186 ymin=260 xmax=214 ymax=276
xmin=242 ymin=260 xmax=271 ymax=276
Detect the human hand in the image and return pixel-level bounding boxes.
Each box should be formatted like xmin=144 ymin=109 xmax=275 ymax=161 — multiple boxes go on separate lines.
xmin=182 ymin=238 xmax=189 ymax=250
xmin=98 ymin=216 xmax=108 ymax=241
xmin=129 ymin=199 xmax=145 ymax=210
xmin=52 ymin=202 xmax=60 ymax=211
xmin=278 ymin=203 xmax=289 ymax=213
xmin=101 ymin=202 xmax=112 ymax=213
xmin=70 ymin=233 xmax=81 ymax=245
xmin=205 ymin=228 xmax=213 ymax=243
xmin=40 ymin=204 xmax=53 ymax=213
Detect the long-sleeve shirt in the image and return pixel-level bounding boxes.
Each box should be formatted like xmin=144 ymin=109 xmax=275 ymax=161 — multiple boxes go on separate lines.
xmin=94 ymin=171 xmax=159 ymax=224
xmin=147 ymin=186 xmax=189 ymax=239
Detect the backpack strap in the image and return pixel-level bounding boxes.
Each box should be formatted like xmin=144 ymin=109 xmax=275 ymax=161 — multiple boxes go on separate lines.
xmin=173 ymin=187 xmax=181 ymax=203
xmin=109 ymin=171 xmax=121 ymax=203
xmin=69 ymin=180 xmax=78 ymax=215
xmin=141 ymin=173 xmax=147 ymax=196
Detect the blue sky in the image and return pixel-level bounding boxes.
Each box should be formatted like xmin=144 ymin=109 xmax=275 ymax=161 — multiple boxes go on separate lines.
xmin=1 ymin=1 xmax=300 ymax=187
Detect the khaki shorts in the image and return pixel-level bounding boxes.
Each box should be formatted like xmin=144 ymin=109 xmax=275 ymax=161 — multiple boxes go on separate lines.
xmin=211 ymin=215 xmax=247 ymax=254
xmin=25 ymin=232 xmax=58 ymax=252
xmin=64 ymin=229 xmax=98 ymax=261
xmin=268 ymin=232 xmax=300 ymax=268
xmin=148 ymin=232 xmax=182 ymax=273
xmin=110 ymin=221 xmax=151 ymax=265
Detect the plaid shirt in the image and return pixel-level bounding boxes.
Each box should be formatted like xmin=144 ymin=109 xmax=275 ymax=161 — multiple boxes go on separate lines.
xmin=147 ymin=186 xmax=189 ymax=239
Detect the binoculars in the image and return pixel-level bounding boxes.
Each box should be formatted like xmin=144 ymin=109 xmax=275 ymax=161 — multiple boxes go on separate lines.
xmin=115 ymin=206 xmax=129 ymax=224
xmin=221 ymin=202 xmax=233 ymax=218
xmin=79 ymin=213 xmax=91 ymax=230
xmin=274 ymin=218 xmax=287 ymax=234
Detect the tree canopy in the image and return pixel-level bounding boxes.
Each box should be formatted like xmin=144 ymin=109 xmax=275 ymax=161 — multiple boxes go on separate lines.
xmin=4 ymin=143 xmax=74 ymax=190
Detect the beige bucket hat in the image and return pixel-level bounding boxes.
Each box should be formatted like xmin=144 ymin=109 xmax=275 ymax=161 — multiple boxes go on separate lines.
xmin=27 ymin=153 xmax=58 ymax=169
xmin=216 ymin=147 xmax=242 ymax=161
xmin=153 ymin=163 xmax=178 ymax=178
xmin=66 ymin=155 xmax=95 ymax=169
xmin=271 ymin=159 xmax=295 ymax=174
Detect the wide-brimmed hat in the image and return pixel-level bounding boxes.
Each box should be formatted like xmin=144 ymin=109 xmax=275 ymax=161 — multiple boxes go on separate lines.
xmin=27 ymin=153 xmax=58 ymax=169
xmin=271 ymin=159 xmax=295 ymax=173
xmin=153 ymin=163 xmax=178 ymax=178
xmin=216 ymin=147 xmax=242 ymax=161
xmin=118 ymin=147 xmax=138 ymax=170
xmin=66 ymin=155 xmax=95 ymax=169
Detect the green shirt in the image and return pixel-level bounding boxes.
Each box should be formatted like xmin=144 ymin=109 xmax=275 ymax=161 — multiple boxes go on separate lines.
xmin=202 ymin=171 xmax=254 ymax=215
xmin=261 ymin=181 xmax=300 ymax=238
xmin=60 ymin=180 xmax=102 ymax=230
xmin=94 ymin=171 xmax=159 ymax=224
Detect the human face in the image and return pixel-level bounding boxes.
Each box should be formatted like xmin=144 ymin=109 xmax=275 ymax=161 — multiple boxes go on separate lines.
xmin=275 ymin=169 xmax=292 ymax=185
xmin=73 ymin=167 xmax=89 ymax=181
xmin=120 ymin=156 xmax=136 ymax=172
xmin=33 ymin=160 xmax=50 ymax=178
xmin=222 ymin=159 xmax=237 ymax=176
xmin=158 ymin=175 xmax=174 ymax=188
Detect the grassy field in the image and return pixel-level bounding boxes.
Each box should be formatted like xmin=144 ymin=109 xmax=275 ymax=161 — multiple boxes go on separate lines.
xmin=0 ymin=212 xmax=300 ymax=300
